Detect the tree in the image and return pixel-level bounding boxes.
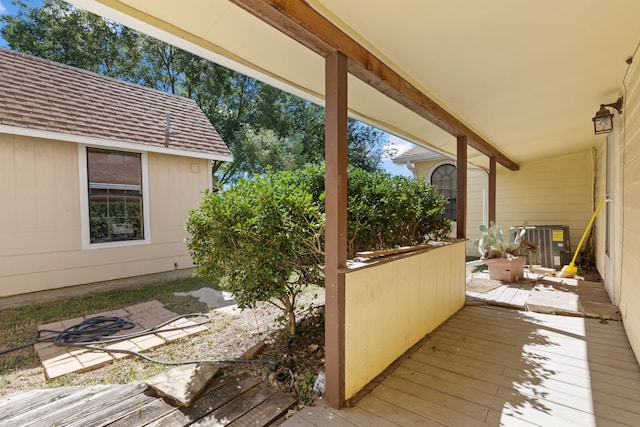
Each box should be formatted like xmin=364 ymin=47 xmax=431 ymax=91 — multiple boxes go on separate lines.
xmin=1 ymin=0 xmax=392 ymax=183
xmin=186 ymin=165 xmax=451 ymax=335
xmin=186 ymin=168 xmax=325 ymax=336
xmin=1 ymin=0 xmax=141 ymax=81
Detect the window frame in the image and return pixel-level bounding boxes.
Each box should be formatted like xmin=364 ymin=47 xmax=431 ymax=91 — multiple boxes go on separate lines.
xmin=428 ymin=161 xmax=457 ymax=222
xmin=78 ymin=144 xmax=151 ymax=249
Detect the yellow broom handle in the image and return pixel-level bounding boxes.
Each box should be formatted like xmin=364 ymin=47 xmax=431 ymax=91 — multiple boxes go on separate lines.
xmin=569 ymin=198 xmax=605 ymax=265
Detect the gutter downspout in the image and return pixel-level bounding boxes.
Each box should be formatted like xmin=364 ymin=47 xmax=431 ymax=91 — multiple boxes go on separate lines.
xmin=405 ymin=161 xmax=417 ymax=179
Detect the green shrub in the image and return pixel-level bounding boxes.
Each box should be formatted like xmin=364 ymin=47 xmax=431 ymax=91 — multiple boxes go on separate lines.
xmin=346 ymin=166 xmax=451 ymax=257
xmin=186 ymin=164 xmax=451 ymax=335
xmin=186 ymin=169 xmax=324 ymax=335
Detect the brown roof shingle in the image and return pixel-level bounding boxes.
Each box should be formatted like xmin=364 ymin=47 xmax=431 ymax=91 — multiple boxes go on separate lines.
xmin=0 ymin=48 xmax=232 ymax=160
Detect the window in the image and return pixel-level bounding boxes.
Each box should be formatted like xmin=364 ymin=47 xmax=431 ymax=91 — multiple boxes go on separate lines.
xmin=87 ymin=148 xmax=144 ymax=243
xmin=430 ymin=163 xmax=457 ymax=221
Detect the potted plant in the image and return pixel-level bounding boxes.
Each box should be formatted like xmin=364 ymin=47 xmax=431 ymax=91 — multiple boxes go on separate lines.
xmin=473 ymin=222 xmax=538 ymax=282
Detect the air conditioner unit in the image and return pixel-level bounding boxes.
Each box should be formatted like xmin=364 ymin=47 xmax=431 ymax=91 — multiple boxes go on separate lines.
xmin=513 ymin=225 xmax=572 ymax=270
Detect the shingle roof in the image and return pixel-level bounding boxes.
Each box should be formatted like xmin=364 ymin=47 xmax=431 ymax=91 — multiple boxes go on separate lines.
xmin=392 ymin=145 xmax=448 ymax=163
xmin=0 ymin=48 xmax=231 ymax=160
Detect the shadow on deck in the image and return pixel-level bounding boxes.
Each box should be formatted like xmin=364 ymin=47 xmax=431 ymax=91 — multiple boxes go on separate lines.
xmin=284 ymin=305 xmax=640 ymax=426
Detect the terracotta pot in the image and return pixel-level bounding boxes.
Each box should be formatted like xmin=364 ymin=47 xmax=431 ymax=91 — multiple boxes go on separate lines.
xmin=483 ymin=256 xmax=526 ymax=282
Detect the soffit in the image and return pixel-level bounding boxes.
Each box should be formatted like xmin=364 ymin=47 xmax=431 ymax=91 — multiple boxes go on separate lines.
xmin=69 ymin=0 xmax=640 ymax=169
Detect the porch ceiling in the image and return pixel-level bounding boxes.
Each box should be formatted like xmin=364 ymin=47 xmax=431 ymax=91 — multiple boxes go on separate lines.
xmin=70 ymin=0 xmax=640 ymax=169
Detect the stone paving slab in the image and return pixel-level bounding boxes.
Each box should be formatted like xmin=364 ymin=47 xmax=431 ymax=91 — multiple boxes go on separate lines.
xmin=526 ymin=277 xmax=620 ymax=320
xmin=466 ymin=272 xmax=620 ymax=320
xmin=36 ymin=300 xmax=209 ymax=380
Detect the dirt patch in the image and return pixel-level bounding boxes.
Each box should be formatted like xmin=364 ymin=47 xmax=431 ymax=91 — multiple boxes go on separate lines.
xmin=0 ymin=287 xmax=326 ymax=407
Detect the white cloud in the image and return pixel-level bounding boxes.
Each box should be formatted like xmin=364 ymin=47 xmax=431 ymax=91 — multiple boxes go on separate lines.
xmin=380 ymin=134 xmax=415 ymax=177
xmin=385 ymin=134 xmax=416 ymax=158
xmin=0 ymin=2 xmax=6 ymax=14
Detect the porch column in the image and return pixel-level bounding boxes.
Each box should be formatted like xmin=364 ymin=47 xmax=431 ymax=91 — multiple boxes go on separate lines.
xmin=456 ymin=136 xmax=468 ymax=238
xmin=489 ymin=156 xmax=497 ymax=224
xmin=324 ymin=50 xmax=348 ymax=409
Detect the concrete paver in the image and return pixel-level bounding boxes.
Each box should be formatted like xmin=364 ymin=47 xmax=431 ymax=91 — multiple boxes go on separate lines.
xmin=466 ymin=271 xmax=619 ymax=320
xmin=35 ymin=300 xmax=208 ymax=380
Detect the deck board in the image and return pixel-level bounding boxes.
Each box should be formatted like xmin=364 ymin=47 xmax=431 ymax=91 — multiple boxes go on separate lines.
xmin=284 ymin=305 xmax=640 ymax=426
xmin=228 ymin=391 xmax=297 ymax=427
xmin=0 ymin=373 xmax=294 ymax=427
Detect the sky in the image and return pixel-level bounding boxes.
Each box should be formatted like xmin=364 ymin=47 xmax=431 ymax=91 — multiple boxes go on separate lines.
xmin=0 ymin=0 xmax=416 ymax=176
xmin=381 ymin=135 xmax=414 ymax=177
xmin=0 ymin=0 xmax=22 ymax=16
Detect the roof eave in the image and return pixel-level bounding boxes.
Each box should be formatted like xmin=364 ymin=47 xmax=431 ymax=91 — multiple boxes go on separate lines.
xmin=0 ymin=125 xmax=234 ymax=162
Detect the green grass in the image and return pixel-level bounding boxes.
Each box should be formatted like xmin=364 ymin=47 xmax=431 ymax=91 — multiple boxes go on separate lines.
xmin=0 ymin=276 xmax=214 ymax=372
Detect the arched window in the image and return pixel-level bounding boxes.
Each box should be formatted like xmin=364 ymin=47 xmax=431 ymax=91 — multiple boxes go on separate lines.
xmin=430 ymin=163 xmax=457 ymax=221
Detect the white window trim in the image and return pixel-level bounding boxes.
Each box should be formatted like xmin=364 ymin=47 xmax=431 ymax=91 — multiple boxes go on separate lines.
xmin=426 ymin=160 xmax=457 ymax=183
xmin=78 ymin=144 xmax=151 ymax=250
xmin=427 ymin=160 xmax=457 ymax=223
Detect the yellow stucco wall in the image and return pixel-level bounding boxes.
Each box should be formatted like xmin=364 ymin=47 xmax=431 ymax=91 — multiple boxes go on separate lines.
xmin=0 ymin=135 xmax=212 ymax=297
xmin=343 ymin=241 xmax=466 ymax=399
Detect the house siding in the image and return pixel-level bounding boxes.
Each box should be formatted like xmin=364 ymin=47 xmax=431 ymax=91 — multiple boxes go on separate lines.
xmin=619 ymin=54 xmax=640 ymax=362
xmin=495 ymin=150 xmax=594 ymax=253
xmin=412 ymin=159 xmax=487 ymax=256
xmin=0 ymin=135 xmax=210 ymax=297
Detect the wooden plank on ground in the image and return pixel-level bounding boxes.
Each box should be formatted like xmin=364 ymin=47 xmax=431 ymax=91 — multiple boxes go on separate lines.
xmin=485 ymin=408 xmax=549 ymax=427
xmin=494 ymin=386 xmax=600 ymax=427
xmin=146 ymin=374 xmax=262 ymax=427
xmin=355 ymin=394 xmax=443 ymax=427
xmin=382 ymin=375 xmax=489 ymax=421
xmin=445 ymin=318 xmax=638 ymax=363
xmin=495 ymin=285 xmax=526 ymax=306
xmin=508 ymin=283 xmax=534 ymax=306
xmin=393 ymin=365 xmax=504 ymax=411
xmin=0 ymin=387 xmax=83 ymax=422
xmin=36 ymin=382 xmax=147 ymax=427
xmin=335 ymin=407 xmax=399 ymax=427
xmin=423 ymin=330 xmax=636 ymax=386
xmin=227 ymin=390 xmax=296 ymax=427
xmin=410 ymin=350 xmax=516 ymax=390
xmin=283 ymin=406 xmax=357 ymax=427
xmin=371 ymin=383 xmax=490 ymax=427
xmin=1 ymin=384 xmax=108 ymax=427
xmin=413 ymin=341 xmax=506 ymax=375
xmin=108 ymin=391 xmax=177 ymax=427
xmin=400 ymin=357 xmax=500 ymax=395
xmin=191 ymin=383 xmax=278 ymax=426
xmin=67 ymin=387 xmax=159 ymax=427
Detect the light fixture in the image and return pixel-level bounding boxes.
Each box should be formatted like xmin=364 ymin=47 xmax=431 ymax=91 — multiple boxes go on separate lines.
xmin=592 ymin=96 xmax=623 ymax=135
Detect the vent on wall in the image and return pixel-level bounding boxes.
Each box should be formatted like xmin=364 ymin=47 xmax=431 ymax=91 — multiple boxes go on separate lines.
xmin=515 ymin=225 xmax=572 ymax=270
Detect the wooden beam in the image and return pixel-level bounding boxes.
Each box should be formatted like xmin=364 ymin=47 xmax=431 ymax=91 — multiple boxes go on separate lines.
xmin=323 ymin=51 xmax=348 ymax=409
xmin=489 ymin=156 xmax=497 ymax=224
xmin=456 ymin=136 xmax=467 ymax=239
xmin=228 ymin=0 xmax=519 ymax=171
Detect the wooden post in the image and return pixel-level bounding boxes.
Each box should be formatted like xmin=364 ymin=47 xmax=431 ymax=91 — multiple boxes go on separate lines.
xmin=324 ymin=51 xmax=348 ymax=409
xmin=456 ymin=136 xmax=467 ymax=239
xmin=489 ymin=156 xmax=497 ymax=224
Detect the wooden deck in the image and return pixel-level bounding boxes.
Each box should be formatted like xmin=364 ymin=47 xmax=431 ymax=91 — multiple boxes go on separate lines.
xmin=284 ymin=305 xmax=640 ymax=426
xmin=0 ymin=373 xmax=295 ymax=426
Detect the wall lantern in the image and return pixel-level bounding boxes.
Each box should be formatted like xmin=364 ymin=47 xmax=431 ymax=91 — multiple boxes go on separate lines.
xmin=592 ymin=96 xmax=623 ymax=135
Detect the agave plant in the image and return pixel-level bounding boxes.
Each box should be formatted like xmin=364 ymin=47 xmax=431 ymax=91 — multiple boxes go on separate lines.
xmin=473 ymin=222 xmax=528 ymax=259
